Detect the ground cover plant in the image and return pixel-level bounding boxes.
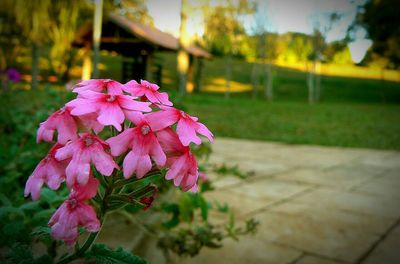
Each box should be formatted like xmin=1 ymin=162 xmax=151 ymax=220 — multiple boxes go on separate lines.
xmin=0 ymin=80 xmax=258 ymax=263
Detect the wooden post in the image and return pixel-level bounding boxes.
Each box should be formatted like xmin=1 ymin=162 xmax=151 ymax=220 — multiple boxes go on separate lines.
xmin=177 ymin=0 xmax=189 ymax=96
xmin=145 ymin=52 xmax=154 ymax=82
xmin=82 ymin=46 xmax=92 ymax=81
xmin=91 ymin=0 xmax=103 ymax=78
xmin=186 ymin=55 xmax=194 ymax=93
xmin=194 ymin=57 xmax=204 ymax=92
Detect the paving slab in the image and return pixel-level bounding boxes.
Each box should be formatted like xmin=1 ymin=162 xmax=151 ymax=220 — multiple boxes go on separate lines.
xmin=97 ymin=138 xmax=400 ymax=263
xmin=253 ymin=210 xmax=380 ymax=263
xmin=204 ymin=189 xmax=267 ymax=216
xmin=291 ymin=187 xmax=400 ymax=220
xmin=275 ymin=164 xmax=384 ymax=190
xmin=353 ymin=174 xmax=400 ymax=199
xmin=178 ymin=236 xmax=302 ymax=264
xmin=362 ymin=224 xmax=400 ymax=264
xmin=228 ymin=178 xmax=313 ymax=203
xmin=296 ymin=254 xmax=346 ymax=264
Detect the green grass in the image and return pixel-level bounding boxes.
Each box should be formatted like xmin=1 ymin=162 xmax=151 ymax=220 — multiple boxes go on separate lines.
xmin=128 ymin=53 xmax=399 ymax=150
xmin=6 ymin=52 xmax=400 ymax=150
xmin=177 ymin=93 xmax=400 ymax=150
xmin=142 ymin=53 xmax=400 ymax=104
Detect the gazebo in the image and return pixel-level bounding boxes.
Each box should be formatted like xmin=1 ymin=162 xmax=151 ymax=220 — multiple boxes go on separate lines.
xmin=74 ymin=13 xmax=211 ymax=91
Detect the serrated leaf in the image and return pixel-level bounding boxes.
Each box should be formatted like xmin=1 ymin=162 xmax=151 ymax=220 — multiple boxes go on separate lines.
xmin=31 ymin=226 xmax=51 ymax=238
xmin=85 ymin=244 xmax=147 ymax=264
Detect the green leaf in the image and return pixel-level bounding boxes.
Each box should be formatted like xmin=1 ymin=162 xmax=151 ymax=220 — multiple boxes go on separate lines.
xmin=19 ymin=201 xmax=41 ymax=211
xmin=3 ymin=220 xmax=25 ymax=237
xmin=8 ymin=243 xmax=33 ymax=264
xmin=32 ymin=208 xmax=55 ymax=223
xmin=31 ymin=226 xmax=52 ymax=243
xmin=160 ymin=203 xmax=180 ymax=229
xmin=198 ymin=196 xmax=208 ymax=221
xmin=41 ymin=189 xmax=66 ymax=206
xmin=178 ymin=194 xmax=194 ymax=223
xmin=0 ymin=193 xmax=12 ymax=206
xmin=85 ymin=244 xmax=147 ymax=264
xmin=32 ymin=254 xmax=53 ymax=264
xmin=0 ymin=206 xmax=24 ymax=219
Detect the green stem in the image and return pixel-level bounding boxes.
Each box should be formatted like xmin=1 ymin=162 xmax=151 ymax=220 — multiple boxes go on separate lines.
xmin=56 ymin=232 xmax=99 ymax=264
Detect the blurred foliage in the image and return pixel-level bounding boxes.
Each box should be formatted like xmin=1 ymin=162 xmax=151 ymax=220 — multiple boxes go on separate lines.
xmin=0 ymin=85 xmax=259 ymax=262
xmin=356 ymin=0 xmax=400 ymax=68
xmin=202 ymin=0 xmax=255 ymax=57
xmin=85 ymin=244 xmax=147 ymax=264
xmin=213 ymin=164 xmax=255 ymax=180
xmin=0 ymin=86 xmax=68 ymax=200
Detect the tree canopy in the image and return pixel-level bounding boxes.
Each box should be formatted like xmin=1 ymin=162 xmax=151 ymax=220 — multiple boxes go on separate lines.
xmin=357 ymin=0 xmax=400 ymax=68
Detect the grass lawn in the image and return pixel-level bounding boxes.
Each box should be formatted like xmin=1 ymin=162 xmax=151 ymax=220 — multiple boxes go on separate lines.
xmin=5 ymin=52 xmax=400 ymax=150
xmin=147 ymin=53 xmax=400 ymax=150
xmin=179 ymin=93 xmax=400 ymax=150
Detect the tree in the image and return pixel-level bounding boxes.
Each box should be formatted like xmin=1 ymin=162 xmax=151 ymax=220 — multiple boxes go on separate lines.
xmin=110 ymin=0 xmax=153 ymax=25
xmin=14 ymin=0 xmax=52 ymax=89
xmin=356 ymin=0 xmax=400 ymax=69
xmin=48 ymin=1 xmax=89 ymax=81
xmin=308 ymin=12 xmax=340 ymax=103
xmin=251 ymin=4 xmax=278 ymax=101
xmin=289 ymin=33 xmax=313 ymax=65
xmin=203 ymin=0 xmax=254 ymax=98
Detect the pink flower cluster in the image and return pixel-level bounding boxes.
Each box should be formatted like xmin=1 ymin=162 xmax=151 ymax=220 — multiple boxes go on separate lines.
xmin=25 ymin=79 xmax=213 ymax=245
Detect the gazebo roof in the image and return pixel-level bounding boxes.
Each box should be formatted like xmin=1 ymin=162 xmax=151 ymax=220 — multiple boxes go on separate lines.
xmin=75 ymin=13 xmax=211 ymax=59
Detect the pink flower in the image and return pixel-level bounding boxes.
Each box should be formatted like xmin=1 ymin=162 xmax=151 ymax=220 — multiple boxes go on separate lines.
xmin=188 ymin=172 xmax=208 ymax=193
xmin=66 ymin=90 xmax=151 ymax=131
xmin=146 ymin=107 xmax=213 ymax=146
xmin=49 ymin=176 xmax=100 ymax=246
xmin=24 ymin=144 xmax=67 ymax=200
xmin=124 ymin=79 xmax=173 ymax=106
xmin=37 ymin=107 xmax=78 ymax=144
xmin=73 ymin=79 xmax=125 ymax=94
xmin=55 ymin=133 xmax=119 ymax=187
xmin=106 ymin=113 xmax=166 ymax=179
xmin=157 ymin=128 xmax=199 ymax=191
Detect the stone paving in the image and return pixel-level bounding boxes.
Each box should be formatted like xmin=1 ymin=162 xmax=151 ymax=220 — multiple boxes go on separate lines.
xmin=179 ymin=138 xmax=400 ymax=264
xmin=100 ymin=138 xmax=400 ymax=264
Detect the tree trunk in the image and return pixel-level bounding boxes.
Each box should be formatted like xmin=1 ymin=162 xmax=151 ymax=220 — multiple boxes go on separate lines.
xmin=265 ymin=63 xmax=273 ymax=101
xmin=315 ymin=61 xmax=321 ymax=102
xmin=91 ymin=0 xmax=103 ymax=78
xmin=225 ymin=54 xmax=232 ymax=99
xmin=251 ymin=61 xmax=258 ymax=99
xmin=61 ymin=49 xmax=75 ymax=83
xmin=193 ymin=57 xmax=203 ymax=93
xmin=308 ymin=61 xmax=315 ymax=104
xmin=177 ymin=0 xmax=189 ymax=96
xmin=31 ymin=43 xmax=39 ymax=90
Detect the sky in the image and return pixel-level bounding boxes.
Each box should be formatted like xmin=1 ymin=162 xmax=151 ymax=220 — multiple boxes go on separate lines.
xmin=146 ymin=0 xmax=372 ymax=63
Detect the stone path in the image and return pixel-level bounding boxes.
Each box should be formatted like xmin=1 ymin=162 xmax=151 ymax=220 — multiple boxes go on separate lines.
xmin=100 ymin=138 xmax=400 ymax=264
xmin=181 ymin=138 xmax=400 ymax=264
